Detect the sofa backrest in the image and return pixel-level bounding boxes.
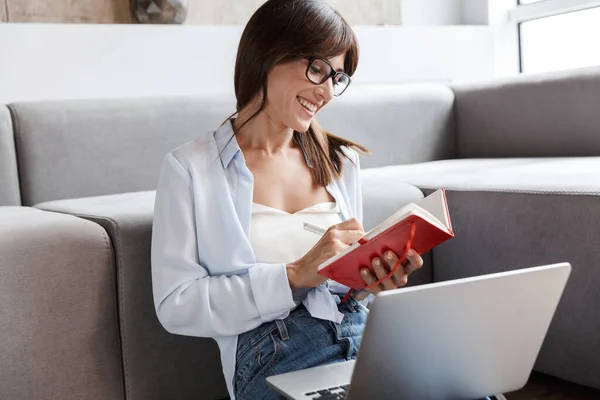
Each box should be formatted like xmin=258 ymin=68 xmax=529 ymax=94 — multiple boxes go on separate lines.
xmin=9 ymin=85 xmax=457 ymax=206
xmin=0 ymin=105 xmax=21 ymax=206
xmin=319 ymin=84 xmax=456 ymax=168
xmin=453 ymin=66 xmax=600 ymax=158
xmin=9 ymin=96 xmax=236 ymax=206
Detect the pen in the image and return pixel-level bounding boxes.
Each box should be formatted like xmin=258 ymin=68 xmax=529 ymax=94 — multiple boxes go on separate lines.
xmin=304 ymin=220 xmax=370 ymax=309
xmin=303 ymin=221 xmax=327 ymax=236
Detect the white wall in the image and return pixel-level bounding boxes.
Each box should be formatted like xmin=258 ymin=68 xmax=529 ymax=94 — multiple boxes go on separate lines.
xmin=461 ymin=0 xmax=489 ymax=25
xmin=487 ymin=0 xmax=521 ymax=77
xmin=402 ymin=0 xmax=462 ymax=25
xmin=402 ymin=0 xmax=489 ymax=25
xmin=0 ymin=24 xmax=242 ymax=103
xmin=355 ymin=26 xmax=494 ymax=84
xmin=0 ymin=23 xmax=495 ymax=104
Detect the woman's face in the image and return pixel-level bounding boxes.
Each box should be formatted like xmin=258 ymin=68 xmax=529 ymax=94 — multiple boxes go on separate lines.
xmin=264 ymin=54 xmax=346 ymax=132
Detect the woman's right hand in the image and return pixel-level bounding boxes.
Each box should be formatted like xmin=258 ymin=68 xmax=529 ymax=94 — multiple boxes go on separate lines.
xmin=286 ymin=218 xmax=365 ymax=291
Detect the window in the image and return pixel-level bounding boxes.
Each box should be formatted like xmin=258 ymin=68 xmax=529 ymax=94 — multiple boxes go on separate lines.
xmin=510 ymin=0 xmax=600 ymax=74
xmin=520 ymin=7 xmax=600 ymax=73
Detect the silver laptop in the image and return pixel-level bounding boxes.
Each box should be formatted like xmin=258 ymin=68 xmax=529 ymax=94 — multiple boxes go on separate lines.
xmin=267 ymin=262 xmax=571 ymax=400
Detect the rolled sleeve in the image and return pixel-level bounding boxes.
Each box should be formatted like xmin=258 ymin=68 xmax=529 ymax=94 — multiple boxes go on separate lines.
xmin=248 ymin=262 xmax=297 ymax=322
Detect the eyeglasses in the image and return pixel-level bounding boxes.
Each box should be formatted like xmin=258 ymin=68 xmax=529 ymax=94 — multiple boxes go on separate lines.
xmin=305 ymin=57 xmax=352 ymax=97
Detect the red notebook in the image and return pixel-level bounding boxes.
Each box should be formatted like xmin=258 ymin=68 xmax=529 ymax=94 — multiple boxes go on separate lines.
xmin=317 ymin=189 xmax=454 ymax=290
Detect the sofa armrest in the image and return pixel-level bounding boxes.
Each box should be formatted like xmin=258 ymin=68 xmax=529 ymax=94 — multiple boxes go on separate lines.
xmin=36 ymin=192 xmax=228 ymax=400
xmin=0 ymin=105 xmax=21 ymax=206
xmin=0 ymin=207 xmax=123 ymax=399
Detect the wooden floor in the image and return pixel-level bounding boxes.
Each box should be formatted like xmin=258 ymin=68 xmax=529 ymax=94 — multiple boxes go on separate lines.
xmin=508 ymin=372 xmax=600 ymax=399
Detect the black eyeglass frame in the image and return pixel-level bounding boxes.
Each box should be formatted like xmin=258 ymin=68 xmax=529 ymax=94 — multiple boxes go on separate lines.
xmin=305 ymin=57 xmax=352 ymax=97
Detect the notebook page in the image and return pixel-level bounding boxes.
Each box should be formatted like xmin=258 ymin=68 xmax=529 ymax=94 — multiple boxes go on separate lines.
xmin=362 ymin=202 xmax=419 ymax=239
xmin=419 ymin=189 xmax=451 ymax=230
xmin=363 ymin=190 xmax=449 ymax=240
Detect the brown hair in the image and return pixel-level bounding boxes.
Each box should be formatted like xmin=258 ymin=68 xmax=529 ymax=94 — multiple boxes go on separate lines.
xmin=230 ymin=0 xmax=369 ymax=186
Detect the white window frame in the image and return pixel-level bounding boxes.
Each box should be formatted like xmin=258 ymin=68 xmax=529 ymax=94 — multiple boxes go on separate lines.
xmin=490 ymin=0 xmax=600 ymax=77
xmin=511 ymin=0 xmax=600 ymax=72
xmin=510 ymin=0 xmax=600 ymax=24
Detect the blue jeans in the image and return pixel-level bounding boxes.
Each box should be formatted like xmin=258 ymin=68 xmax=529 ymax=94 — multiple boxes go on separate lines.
xmin=234 ymin=298 xmax=367 ymax=400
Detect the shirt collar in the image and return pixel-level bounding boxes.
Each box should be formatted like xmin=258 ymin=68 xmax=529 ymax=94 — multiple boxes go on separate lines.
xmin=214 ymin=119 xmax=240 ymax=168
xmin=214 ymin=119 xmax=315 ymax=170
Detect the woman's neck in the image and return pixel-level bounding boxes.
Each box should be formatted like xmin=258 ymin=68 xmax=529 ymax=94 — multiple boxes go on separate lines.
xmin=234 ymin=107 xmax=295 ymax=156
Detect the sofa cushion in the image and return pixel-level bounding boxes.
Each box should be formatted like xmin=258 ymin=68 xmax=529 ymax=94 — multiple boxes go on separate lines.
xmin=0 ymin=207 xmax=123 ymax=400
xmin=9 ymin=96 xmax=235 ymax=206
xmin=365 ymin=158 xmax=600 ymax=389
xmin=362 ymin=157 xmax=600 ymax=193
xmin=453 ymin=66 xmax=600 ymax=158
xmin=320 ymin=84 xmax=456 ymax=168
xmin=36 ymin=192 xmax=229 ymax=400
xmin=0 ymin=105 xmax=20 ymax=206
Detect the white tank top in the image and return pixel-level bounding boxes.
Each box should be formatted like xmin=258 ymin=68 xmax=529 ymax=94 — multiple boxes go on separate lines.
xmin=249 ymin=201 xmax=343 ymax=304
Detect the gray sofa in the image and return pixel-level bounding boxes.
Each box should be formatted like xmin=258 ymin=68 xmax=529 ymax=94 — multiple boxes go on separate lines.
xmin=1 ymin=66 xmax=599 ymax=399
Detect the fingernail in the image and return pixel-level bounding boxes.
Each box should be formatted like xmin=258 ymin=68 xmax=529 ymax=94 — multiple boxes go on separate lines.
xmin=373 ymin=258 xmax=381 ymax=267
xmin=362 ymin=269 xmax=369 ymax=275
xmin=385 ymin=252 xmax=394 ymax=260
xmin=408 ymin=250 xmax=414 ymax=257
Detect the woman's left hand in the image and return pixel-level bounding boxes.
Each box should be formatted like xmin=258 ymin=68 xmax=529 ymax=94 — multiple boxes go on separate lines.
xmin=354 ymin=249 xmax=423 ymax=301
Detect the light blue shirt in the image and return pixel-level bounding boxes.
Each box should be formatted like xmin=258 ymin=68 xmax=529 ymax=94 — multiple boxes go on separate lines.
xmin=151 ymin=120 xmax=363 ymax=398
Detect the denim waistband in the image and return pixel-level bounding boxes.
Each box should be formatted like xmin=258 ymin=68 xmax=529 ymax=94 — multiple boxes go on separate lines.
xmin=272 ymin=296 xmax=365 ymax=342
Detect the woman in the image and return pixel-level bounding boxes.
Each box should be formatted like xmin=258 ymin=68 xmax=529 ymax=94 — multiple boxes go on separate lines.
xmin=151 ymin=1 xmax=423 ymax=399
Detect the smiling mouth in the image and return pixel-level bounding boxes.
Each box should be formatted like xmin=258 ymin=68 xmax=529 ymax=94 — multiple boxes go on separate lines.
xmin=297 ymin=96 xmax=318 ymax=113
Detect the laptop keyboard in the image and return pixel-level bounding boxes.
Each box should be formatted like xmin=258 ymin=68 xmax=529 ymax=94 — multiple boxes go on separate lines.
xmin=304 ymin=384 xmax=349 ymax=399
xmin=302 ymin=386 xmax=508 ymax=400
